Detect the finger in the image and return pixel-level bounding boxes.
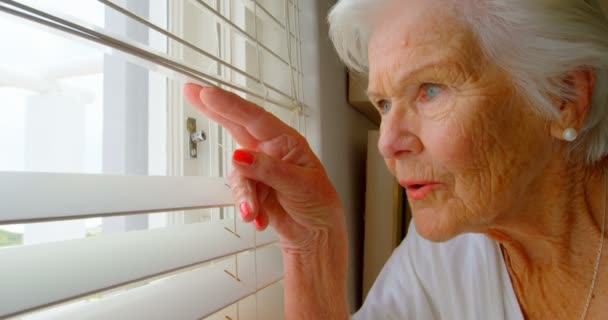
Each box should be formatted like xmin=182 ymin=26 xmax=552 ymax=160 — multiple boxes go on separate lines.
xmin=203 ymin=107 xmax=259 ymax=149
xmin=186 ymin=83 xmax=319 ymax=166
xmin=228 ymin=167 xmax=259 ymax=223
xmin=229 ymin=169 xmax=285 ymax=233
xmin=257 ymin=194 xmax=311 ymax=241
xmin=232 ymin=149 xmax=313 ymax=196
xmin=184 ymin=83 xmax=209 ymax=106
xmin=184 ymin=84 xmax=258 ymax=148
xmin=256 ymin=182 xmax=272 ymax=205
xmin=253 ymin=210 xmax=269 ymax=231
xmin=188 ymin=83 xmax=298 ymax=141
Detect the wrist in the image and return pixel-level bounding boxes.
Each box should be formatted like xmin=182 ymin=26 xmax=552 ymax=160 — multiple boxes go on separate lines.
xmin=280 ymin=205 xmax=347 ymax=255
xmin=282 ymin=224 xmax=349 ymax=319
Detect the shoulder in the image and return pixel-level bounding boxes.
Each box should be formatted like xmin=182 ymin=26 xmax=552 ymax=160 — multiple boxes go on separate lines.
xmin=355 ymin=223 xmax=520 ymax=320
xmin=388 ymin=223 xmax=502 ymax=303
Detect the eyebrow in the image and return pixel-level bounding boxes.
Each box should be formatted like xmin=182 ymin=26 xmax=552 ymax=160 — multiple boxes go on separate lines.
xmin=366 ymin=60 xmax=462 ymax=98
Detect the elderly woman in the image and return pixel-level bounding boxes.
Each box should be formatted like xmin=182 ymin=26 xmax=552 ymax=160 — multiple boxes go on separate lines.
xmin=184 ymin=0 xmax=608 ymax=319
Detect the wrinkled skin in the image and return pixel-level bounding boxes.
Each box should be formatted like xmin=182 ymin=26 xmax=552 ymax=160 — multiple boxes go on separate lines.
xmin=367 ymin=1 xmax=607 ymax=319
xmin=367 ymin=1 xmax=553 ymax=242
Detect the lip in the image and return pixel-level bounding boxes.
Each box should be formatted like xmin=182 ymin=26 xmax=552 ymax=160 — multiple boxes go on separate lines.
xmin=400 ymin=180 xmax=442 ymax=200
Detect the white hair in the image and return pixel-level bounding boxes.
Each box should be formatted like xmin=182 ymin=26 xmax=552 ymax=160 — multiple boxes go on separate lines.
xmin=328 ymin=0 xmax=608 ymax=163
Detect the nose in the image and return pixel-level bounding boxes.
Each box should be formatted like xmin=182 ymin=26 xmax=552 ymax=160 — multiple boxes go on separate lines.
xmin=377 ymin=108 xmax=423 ymax=159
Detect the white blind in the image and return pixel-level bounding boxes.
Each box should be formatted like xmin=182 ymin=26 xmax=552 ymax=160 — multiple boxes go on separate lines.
xmin=0 ymin=0 xmax=305 ymax=319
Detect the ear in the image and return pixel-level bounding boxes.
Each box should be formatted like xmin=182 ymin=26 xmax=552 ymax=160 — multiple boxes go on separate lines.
xmin=549 ymin=68 xmax=595 ymax=141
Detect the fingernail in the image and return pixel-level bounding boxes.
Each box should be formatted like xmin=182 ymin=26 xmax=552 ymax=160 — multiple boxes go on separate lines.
xmin=239 ymin=202 xmax=250 ymax=219
xmin=233 ymin=150 xmax=254 ymax=165
xmin=254 ymin=215 xmax=263 ymax=230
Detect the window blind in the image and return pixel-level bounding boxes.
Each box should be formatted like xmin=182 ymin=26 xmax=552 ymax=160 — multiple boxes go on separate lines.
xmin=0 ymin=0 xmax=307 ymax=112
xmin=0 ymin=0 xmax=305 ymax=319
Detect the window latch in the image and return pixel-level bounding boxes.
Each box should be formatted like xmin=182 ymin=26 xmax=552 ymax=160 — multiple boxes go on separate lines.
xmin=187 ymin=117 xmax=206 ymax=159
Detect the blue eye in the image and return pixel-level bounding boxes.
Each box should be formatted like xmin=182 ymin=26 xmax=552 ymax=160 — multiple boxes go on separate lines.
xmin=381 ymin=101 xmax=392 ymax=114
xmin=421 ymin=84 xmax=442 ymax=101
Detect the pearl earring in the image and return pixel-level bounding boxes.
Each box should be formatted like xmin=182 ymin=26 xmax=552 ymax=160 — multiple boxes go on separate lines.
xmin=562 ymin=128 xmax=578 ymax=142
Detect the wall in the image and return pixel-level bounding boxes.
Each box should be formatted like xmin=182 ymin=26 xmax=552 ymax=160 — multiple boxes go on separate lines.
xmin=300 ymin=0 xmax=379 ymax=312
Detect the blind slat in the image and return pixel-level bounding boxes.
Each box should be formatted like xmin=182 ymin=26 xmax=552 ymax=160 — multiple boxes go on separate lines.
xmin=241 ymin=0 xmax=300 ymax=43
xmin=0 ymin=172 xmax=233 ymax=224
xmin=0 ymin=0 xmax=307 ymax=113
xmin=29 ymin=245 xmax=283 ymax=320
xmin=0 ymin=0 xmax=298 ymax=317
xmin=188 ymin=0 xmax=301 ymax=75
xmin=0 ymin=220 xmax=261 ymax=318
xmin=99 ymin=0 xmax=295 ymax=103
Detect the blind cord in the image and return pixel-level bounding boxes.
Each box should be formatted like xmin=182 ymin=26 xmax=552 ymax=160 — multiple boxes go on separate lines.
xmin=252 ymin=2 xmax=262 ymax=319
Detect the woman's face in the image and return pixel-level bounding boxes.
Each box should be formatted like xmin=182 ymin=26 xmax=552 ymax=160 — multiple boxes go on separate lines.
xmin=368 ymin=1 xmax=554 ymax=241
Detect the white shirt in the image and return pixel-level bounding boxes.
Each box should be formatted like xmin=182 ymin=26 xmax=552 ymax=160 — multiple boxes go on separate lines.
xmin=353 ymin=224 xmax=524 ymax=320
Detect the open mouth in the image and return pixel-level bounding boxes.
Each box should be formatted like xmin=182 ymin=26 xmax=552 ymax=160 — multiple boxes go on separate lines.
xmin=408 ymin=184 xmax=425 ymax=190
xmin=400 ymin=181 xmax=441 ymax=200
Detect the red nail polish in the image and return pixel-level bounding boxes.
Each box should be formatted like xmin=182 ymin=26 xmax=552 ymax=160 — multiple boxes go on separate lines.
xmin=240 ymin=202 xmax=250 ymax=219
xmin=233 ymin=150 xmax=254 ymax=165
xmin=254 ymin=215 xmax=263 ymax=230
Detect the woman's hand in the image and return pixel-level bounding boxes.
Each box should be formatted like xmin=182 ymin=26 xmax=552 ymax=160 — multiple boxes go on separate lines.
xmin=183 ymin=83 xmax=346 ymax=252
xmin=184 ymin=84 xmax=349 ymax=319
